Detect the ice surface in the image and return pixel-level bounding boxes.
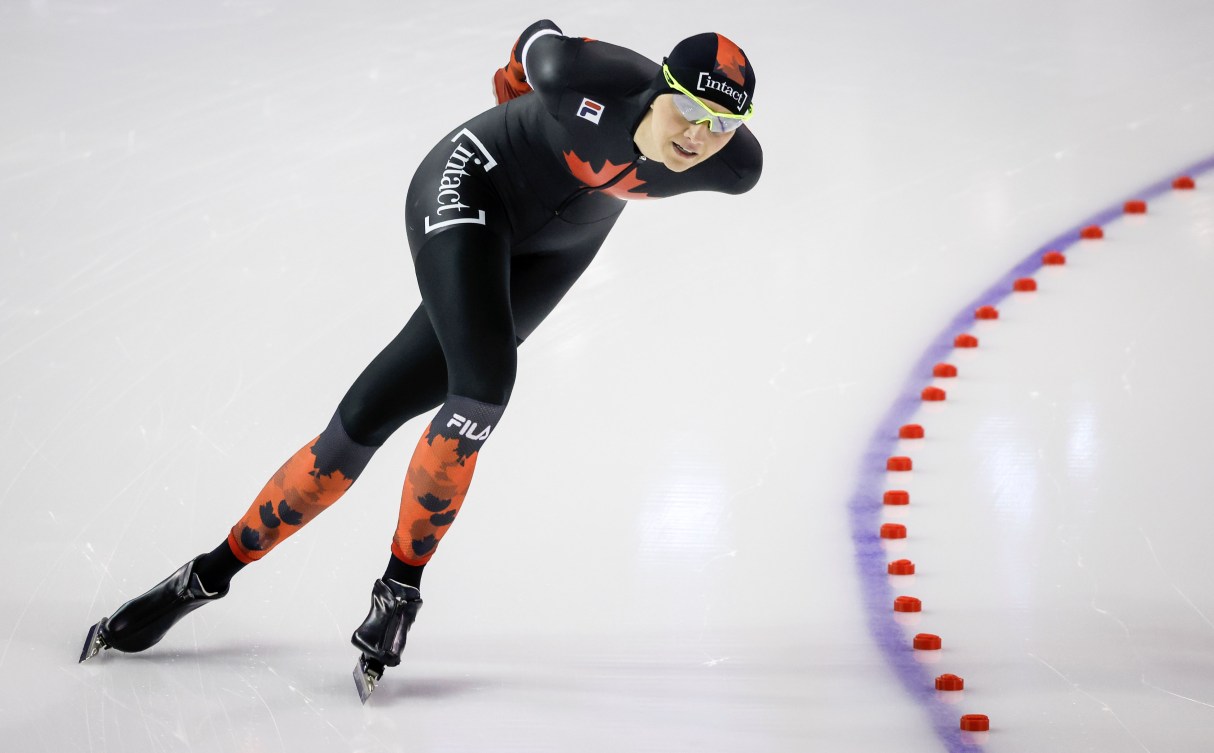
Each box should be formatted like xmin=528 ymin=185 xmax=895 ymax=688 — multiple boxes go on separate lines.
xmin=3 ymin=1 xmax=1214 ymax=751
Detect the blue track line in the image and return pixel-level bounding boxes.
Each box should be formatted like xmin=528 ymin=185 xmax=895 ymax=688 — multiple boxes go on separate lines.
xmin=848 ymin=153 xmax=1214 ymax=752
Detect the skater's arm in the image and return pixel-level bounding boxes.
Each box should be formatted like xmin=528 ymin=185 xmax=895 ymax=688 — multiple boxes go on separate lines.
xmin=710 ymin=127 xmax=764 ymax=195
xmin=493 ymin=21 xmax=655 ymax=114
xmin=492 ymin=19 xmax=563 ymax=105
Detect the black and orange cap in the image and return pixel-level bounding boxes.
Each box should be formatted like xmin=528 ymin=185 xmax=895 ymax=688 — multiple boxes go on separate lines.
xmin=663 ymin=32 xmax=756 ymax=115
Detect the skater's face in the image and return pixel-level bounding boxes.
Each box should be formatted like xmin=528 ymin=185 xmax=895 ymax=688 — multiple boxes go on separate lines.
xmin=635 ymin=94 xmax=735 ymax=172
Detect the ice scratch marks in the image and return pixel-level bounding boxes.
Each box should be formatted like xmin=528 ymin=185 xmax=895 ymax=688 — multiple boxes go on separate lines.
xmin=188 ymin=424 xmax=229 ymax=458
xmin=265 ymin=664 xmax=350 ymax=743
xmin=1028 ymin=653 xmax=1156 ymax=753
xmin=1135 ymin=528 xmax=1214 ymax=709
xmin=1166 ymin=584 xmax=1214 ymax=633
xmin=1141 ymin=679 xmax=1214 ymax=710
xmin=0 ymin=435 xmax=178 ymax=673
xmin=1089 ymin=597 xmax=1134 ymax=642
xmin=240 ymin=674 xmax=286 ymax=752
xmin=1140 ymin=528 xmax=1214 ymax=633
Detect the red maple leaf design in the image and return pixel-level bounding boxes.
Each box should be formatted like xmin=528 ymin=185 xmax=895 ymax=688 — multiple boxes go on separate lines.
xmin=564 ymin=151 xmax=628 ymax=185
xmin=714 ymin=35 xmax=747 ymax=87
xmin=563 ymin=151 xmax=651 ymax=199
xmin=599 ymin=169 xmax=651 ymax=200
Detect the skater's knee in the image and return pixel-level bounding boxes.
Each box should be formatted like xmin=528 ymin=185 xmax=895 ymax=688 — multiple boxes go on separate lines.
xmin=315 ymin=411 xmax=380 ymax=481
xmin=337 ymin=398 xmax=399 ymax=447
xmin=434 ymin=394 xmax=507 ymax=445
xmin=447 ymin=347 xmax=517 ymax=406
xmin=451 ymin=376 xmax=514 ymax=407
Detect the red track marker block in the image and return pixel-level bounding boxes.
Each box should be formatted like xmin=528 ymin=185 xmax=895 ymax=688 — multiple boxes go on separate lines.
xmin=1124 ymin=200 xmax=1147 ymax=214
xmin=1174 ymin=176 xmax=1196 ymax=189
xmin=975 ymin=305 xmax=999 ymax=320
xmin=1013 ymin=277 xmax=1037 ymax=292
xmin=888 ymin=559 xmax=916 ymax=575
xmin=1080 ymin=225 xmax=1104 ymax=239
xmin=933 ymin=363 xmax=958 ymax=378
xmin=884 ymin=490 xmax=910 ymax=506
xmin=899 ymin=424 xmax=924 ymax=439
xmin=921 ymin=387 xmax=946 ymax=401
xmin=1042 ymin=251 xmax=1066 ymax=265
xmin=960 ymin=715 xmax=990 ymax=732
xmin=913 ymin=633 xmax=942 ymax=650
xmin=894 ymin=596 xmax=922 ymax=613
xmin=880 ymin=523 xmax=907 ymax=540
xmin=887 ymin=456 xmax=913 ymax=471
xmin=954 ymin=334 xmax=979 ymax=348
xmin=936 ymin=674 xmax=965 ymax=691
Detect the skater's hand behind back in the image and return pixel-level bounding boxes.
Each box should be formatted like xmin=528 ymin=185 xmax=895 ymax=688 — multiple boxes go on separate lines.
xmin=492 ymin=62 xmax=530 ymax=105
xmin=493 ymin=19 xmax=562 ymax=105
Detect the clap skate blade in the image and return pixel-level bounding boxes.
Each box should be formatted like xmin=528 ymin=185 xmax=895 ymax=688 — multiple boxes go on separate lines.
xmin=354 ymin=655 xmax=385 ymax=704
xmin=79 ymin=618 xmax=109 ymax=663
xmin=349 ymin=578 xmax=422 ymax=701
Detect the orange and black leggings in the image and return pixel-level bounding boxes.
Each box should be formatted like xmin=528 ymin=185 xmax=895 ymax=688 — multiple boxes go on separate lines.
xmin=222 ymin=166 xmax=621 ymax=573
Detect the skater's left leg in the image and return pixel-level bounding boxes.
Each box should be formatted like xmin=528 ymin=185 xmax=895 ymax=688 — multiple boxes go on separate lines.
xmin=384 ymin=215 xmax=620 ymax=574
xmin=350 ymin=209 xmax=621 ymax=696
xmin=389 ymin=224 xmax=516 ymax=570
xmin=350 ymin=223 xmax=514 ymax=694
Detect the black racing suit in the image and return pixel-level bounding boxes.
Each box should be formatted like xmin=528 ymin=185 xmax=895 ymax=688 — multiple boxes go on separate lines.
xmin=108 ymin=22 xmax=765 ymax=602
xmin=339 ymin=20 xmax=763 ymax=446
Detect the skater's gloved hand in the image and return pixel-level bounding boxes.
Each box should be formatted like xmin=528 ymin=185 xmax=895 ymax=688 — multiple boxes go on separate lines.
xmin=494 ymin=20 xmax=560 ymax=105
xmin=492 ymin=20 xmax=563 ymax=105
xmin=492 ymin=55 xmax=531 ymax=105
xmin=494 ymin=20 xmax=564 ymax=105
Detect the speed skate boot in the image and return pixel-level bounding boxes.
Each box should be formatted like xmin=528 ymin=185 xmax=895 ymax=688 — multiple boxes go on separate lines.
xmin=350 ymin=578 xmax=423 ymax=702
xmin=79 ymin=555 xmax=227 ymax=663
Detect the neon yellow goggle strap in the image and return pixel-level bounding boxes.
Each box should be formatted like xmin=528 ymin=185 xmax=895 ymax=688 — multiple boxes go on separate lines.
xmin=662 ymin=64 xmax=755 ymax=123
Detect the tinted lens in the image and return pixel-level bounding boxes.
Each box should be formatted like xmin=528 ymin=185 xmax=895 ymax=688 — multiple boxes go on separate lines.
xmin=671 ymin=94 xmax=743 ymax=133
xmin=712 ymin=117 xmax=745 ymax=133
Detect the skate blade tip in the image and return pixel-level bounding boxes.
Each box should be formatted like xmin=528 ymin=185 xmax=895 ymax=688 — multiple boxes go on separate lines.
xmin=354 ymin=656 xmax=380 ymax=704
xmin=79 ymin=619 xmax=108 ymax=663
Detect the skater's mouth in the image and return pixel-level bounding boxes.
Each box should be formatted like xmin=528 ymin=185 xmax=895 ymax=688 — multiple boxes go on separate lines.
xmin=672 ymin=142 xmax=698 ymax=158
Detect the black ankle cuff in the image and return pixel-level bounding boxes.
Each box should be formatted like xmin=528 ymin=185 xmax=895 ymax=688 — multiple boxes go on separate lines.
xmin=193 ymin=539 xmax=246 ymax=591
xmin=383 ymin=553 xmax=425 ymax=589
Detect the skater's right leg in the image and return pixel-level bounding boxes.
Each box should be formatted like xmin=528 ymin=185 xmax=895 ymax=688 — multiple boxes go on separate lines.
xmin=83 ymin=410 xmax=383 ymax=660
xmin=79 ymin=555 xmax=226 ymax=662
xmin=84 ymin=405 xmax=381 ymax=662
xmin=197 ymin=305 xmax=450 ymax=583
xmin=222 ymin=410 xmax=379 ymax=564
xmin=83 ymin=306 xmax=450 ymax=660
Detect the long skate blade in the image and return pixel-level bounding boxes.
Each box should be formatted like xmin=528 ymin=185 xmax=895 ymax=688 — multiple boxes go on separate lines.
xmin=353 ymin=655 xmax=381 ymax=704
xmin=79 ymin=619 xmax=108 ymax=663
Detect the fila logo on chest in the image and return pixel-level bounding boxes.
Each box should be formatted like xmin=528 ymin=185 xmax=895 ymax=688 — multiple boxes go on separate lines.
xmin=577 ymin=98 xmax=604 ymax=125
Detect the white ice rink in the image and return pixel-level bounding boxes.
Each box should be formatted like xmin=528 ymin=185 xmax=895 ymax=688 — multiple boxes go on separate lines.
xmin=3 ymin=1 xmax=1214 ymax=751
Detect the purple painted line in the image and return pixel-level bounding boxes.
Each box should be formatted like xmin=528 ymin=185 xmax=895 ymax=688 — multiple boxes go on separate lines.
xmin=848 ymin=154 xmax=1214 ymax=752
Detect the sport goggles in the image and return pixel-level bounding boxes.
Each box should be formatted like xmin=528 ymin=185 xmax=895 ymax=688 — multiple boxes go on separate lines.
xmin=662 ymin=64 xmax=754 ymax=134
